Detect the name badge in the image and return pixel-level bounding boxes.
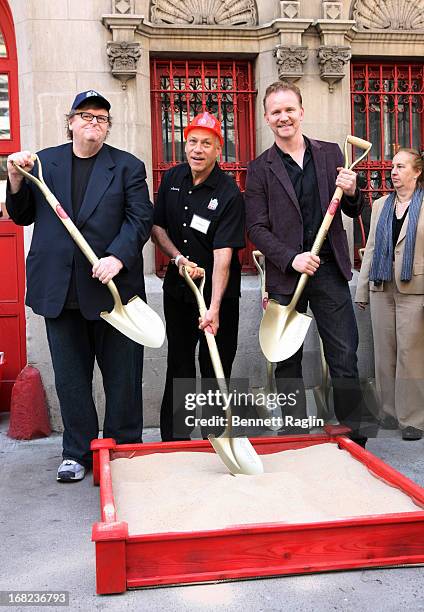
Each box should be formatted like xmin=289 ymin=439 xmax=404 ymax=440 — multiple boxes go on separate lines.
xmin=190 ymin=214 xmax=211 ymax=234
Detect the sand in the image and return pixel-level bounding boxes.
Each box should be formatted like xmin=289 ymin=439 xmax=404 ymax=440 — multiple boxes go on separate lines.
xmin=110 ymin=443 xmax=422 ymax=535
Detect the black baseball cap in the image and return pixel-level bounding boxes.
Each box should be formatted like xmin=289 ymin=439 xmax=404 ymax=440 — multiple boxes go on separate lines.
xmin=71 ymin=90 xmax=111 ymax=112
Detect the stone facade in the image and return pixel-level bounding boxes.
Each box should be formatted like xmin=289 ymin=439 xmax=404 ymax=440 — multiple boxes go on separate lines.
xmin=8 ymin=0 xmax=424 ymax=430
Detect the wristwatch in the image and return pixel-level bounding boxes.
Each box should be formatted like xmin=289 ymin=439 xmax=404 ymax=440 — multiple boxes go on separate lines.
xmin=171 ymin=254 xmax=183 ymax=267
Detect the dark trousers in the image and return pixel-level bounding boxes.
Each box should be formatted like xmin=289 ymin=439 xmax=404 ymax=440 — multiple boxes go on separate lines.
xmin=269 ymin=261 xmax=366 ymax=437
xmin=45 ymin=310 xmax=143 ymax=467
xmin=160 ymin=291 xmax=239 ymax=441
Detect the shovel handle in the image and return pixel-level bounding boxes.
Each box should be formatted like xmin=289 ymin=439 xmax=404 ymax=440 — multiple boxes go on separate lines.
xmin=12 ymin=154 xmax=123 ymax=306
xmin=181 ymin=266 xmax=206 ymax=315
xmin=290 ymin=136 xmax=372 ymax=309
xmin=252 ymin=250 xmax=268 ymax=305
xmin=312 ymin=135 xmax=372 ymax=254
xmin=182 ymin=266 xmax=229 ymax=394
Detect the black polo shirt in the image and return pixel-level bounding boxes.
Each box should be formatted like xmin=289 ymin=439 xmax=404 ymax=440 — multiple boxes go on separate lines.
xmin=275 ymin=138 xmax=333 ymax=257
xmin=154 ymin=162 xmax=245 ymax=302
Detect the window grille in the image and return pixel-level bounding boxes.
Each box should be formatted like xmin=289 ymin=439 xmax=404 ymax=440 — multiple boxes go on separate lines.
xmin=150 ymin=58 xmax=257 ymax=274
xmin=351 ymin=62 xmax=424 ymax=260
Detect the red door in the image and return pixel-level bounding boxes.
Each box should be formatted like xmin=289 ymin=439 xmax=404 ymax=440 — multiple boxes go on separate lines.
xmin=0 ymin=220 xmax=26 ymax=411
xmin=0 ymin=0 xmax=26 ymax=411
xmin=150 ymin=58 xmax=257 ymax=274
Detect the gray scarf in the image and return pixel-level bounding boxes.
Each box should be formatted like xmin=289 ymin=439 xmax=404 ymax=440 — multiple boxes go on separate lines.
xmin=369 ymin=187 xmax=423 ymax=284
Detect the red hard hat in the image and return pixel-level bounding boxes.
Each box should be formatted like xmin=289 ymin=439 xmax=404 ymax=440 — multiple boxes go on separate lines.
xmin=183 ymin=112 xmax=223 ymax=146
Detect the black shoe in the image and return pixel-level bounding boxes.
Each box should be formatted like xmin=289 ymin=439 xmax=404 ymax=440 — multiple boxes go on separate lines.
xmin=350 ymin=437 xmax=367 ymax=449
xmin=278 ymin=427 xmax=310 ymax=436
xmin=401 ymin=427 xmax=423 ymax=441
xmin=380 ymin=415 xmax=398 ymax=430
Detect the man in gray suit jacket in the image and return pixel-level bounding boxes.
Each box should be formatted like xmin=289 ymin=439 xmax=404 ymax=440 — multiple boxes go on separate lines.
xmin=245 ymin=81 xmax=367 ymax=446
xmin=7 ymin=90 xmax=153 ymax=480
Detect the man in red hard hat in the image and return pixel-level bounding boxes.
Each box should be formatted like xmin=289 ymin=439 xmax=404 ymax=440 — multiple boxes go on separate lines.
xmin=183 ymin=112 xmax=224 ymax=146
xmin=152 ymin=112 xmax=245 ymax=441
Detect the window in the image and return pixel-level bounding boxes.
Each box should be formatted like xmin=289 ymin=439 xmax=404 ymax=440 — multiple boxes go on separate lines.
xmin=351 ymin=61 xmax=424 ymax=260
xmin=150 ymin=58 xmax=256 ymax=274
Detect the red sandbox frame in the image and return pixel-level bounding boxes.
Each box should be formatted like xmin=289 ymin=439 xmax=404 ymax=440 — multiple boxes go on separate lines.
xmin=91 ymin=430 xmax=424 ymax=595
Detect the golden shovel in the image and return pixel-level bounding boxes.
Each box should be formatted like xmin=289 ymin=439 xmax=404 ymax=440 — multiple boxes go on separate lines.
xmin=13 ymin=154 xmax=165 ymax=348
xmin=183 ymin=266 xmax=263 ymax=476
xmin=259 ymin=135 xmax=372 ymax=363
xmin=254 ymin=251 xmax=331 ymax=424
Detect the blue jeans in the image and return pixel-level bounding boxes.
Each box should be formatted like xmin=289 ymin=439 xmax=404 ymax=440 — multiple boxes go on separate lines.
xmin=45 ymin=310 xmax=143 ymax=466
xmin=269 ymin=261 xmax=366 ymax=437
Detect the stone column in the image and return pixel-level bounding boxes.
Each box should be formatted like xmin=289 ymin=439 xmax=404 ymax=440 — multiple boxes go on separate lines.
xmin=311 ymin=4 xmax=357 ymax=262
xmin=102 ymin=8 xmax=155 ymax=274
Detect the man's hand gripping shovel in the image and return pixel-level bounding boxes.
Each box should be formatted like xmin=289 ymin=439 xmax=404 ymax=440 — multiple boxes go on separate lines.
xmin=183 ymin=266 xmax=263 ymax=476
xmin=12 ymin=154 xmax=165 ymax=348
xmin=259 ymin=135 xmax=372 ymax=363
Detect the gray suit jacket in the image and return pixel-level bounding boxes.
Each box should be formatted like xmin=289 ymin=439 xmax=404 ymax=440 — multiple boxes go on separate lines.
xmin=355 ymin=193 xmax=424 ymax=302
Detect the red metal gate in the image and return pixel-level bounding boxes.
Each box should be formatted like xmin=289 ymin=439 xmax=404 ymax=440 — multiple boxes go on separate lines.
xmin=350 ymin=61 xmax=424 ymax=262
xmin=150 ymin=58 xmax=256 ymax=274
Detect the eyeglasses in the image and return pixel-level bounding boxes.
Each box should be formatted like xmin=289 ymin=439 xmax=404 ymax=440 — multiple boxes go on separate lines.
xmin=74 ymin=112 xmax=109 ymax=124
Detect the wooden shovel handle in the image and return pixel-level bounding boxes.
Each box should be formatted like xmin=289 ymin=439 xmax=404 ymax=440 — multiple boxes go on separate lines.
xmin=12 ymin=154 xmax=122 ymax=306
xmin=290 ymin=136 xmax=372 ymax=309
xmin=182 ymin=265 xmax=228 ymax=391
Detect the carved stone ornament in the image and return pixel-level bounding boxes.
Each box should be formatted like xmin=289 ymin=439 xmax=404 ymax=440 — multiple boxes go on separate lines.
xmin=322 ymin=1 xmax=342 ymax=20
xmin=317 ymin=45 xmax=351 ymax=92
xmin=113 ymin=0 xmax=134 ymax=14
xmin=106 ymin=41 xmax=141 ymax=90
xmin=273 ymin=45 xmax=309 ymax=82
xmin=150 ymin=0 xmax=258 ymax=26
xmin=280 ymin=1 xmax=299 ymax=19
xmin=352 ymin=0 xmax=424 ymax=31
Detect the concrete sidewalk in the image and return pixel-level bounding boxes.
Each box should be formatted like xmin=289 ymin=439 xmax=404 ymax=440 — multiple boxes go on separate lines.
xmin=0 ymin=414 xmax=423 ymax=612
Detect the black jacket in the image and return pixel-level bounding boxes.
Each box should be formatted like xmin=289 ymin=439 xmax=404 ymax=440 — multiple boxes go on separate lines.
xmin=6 ymin=142 xmax=153 ymax=319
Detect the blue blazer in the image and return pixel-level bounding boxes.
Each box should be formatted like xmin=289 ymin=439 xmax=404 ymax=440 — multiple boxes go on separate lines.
xmin=6 ymin=142 xmax=153 ymax=319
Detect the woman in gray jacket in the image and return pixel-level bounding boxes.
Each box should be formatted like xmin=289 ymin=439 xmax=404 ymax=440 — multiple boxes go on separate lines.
xmin=356 ymin=148 xmax=424 ymax=441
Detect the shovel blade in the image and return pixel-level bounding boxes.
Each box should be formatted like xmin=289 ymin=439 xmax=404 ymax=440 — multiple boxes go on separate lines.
xmin=208 ymin=435 xmax=264 ymax=476
xmin=208 ymin=436 xmax=243 ymax=475
xmin=101 ymin=295 xmax=165 ymax=348
xmin=231 ymin=437 xmax=264 ymax=475
xmin=259 ymin=300 xmax=312 ymax=363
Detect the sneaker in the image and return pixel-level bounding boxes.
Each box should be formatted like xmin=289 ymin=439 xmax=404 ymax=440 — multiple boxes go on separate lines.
xmin=57 ymin=459 xmax=86 ymax=482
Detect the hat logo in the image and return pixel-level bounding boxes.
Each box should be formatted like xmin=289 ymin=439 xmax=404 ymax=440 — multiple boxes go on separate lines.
xmin=86 ymin=90 xmax=98 ymax=98
xmin=198 ymin=113 xmax=215 ymax=129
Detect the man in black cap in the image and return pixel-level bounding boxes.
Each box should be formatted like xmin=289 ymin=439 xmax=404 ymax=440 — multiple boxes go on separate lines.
xmin=6 ymin=90 xmax=153 ymax=481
